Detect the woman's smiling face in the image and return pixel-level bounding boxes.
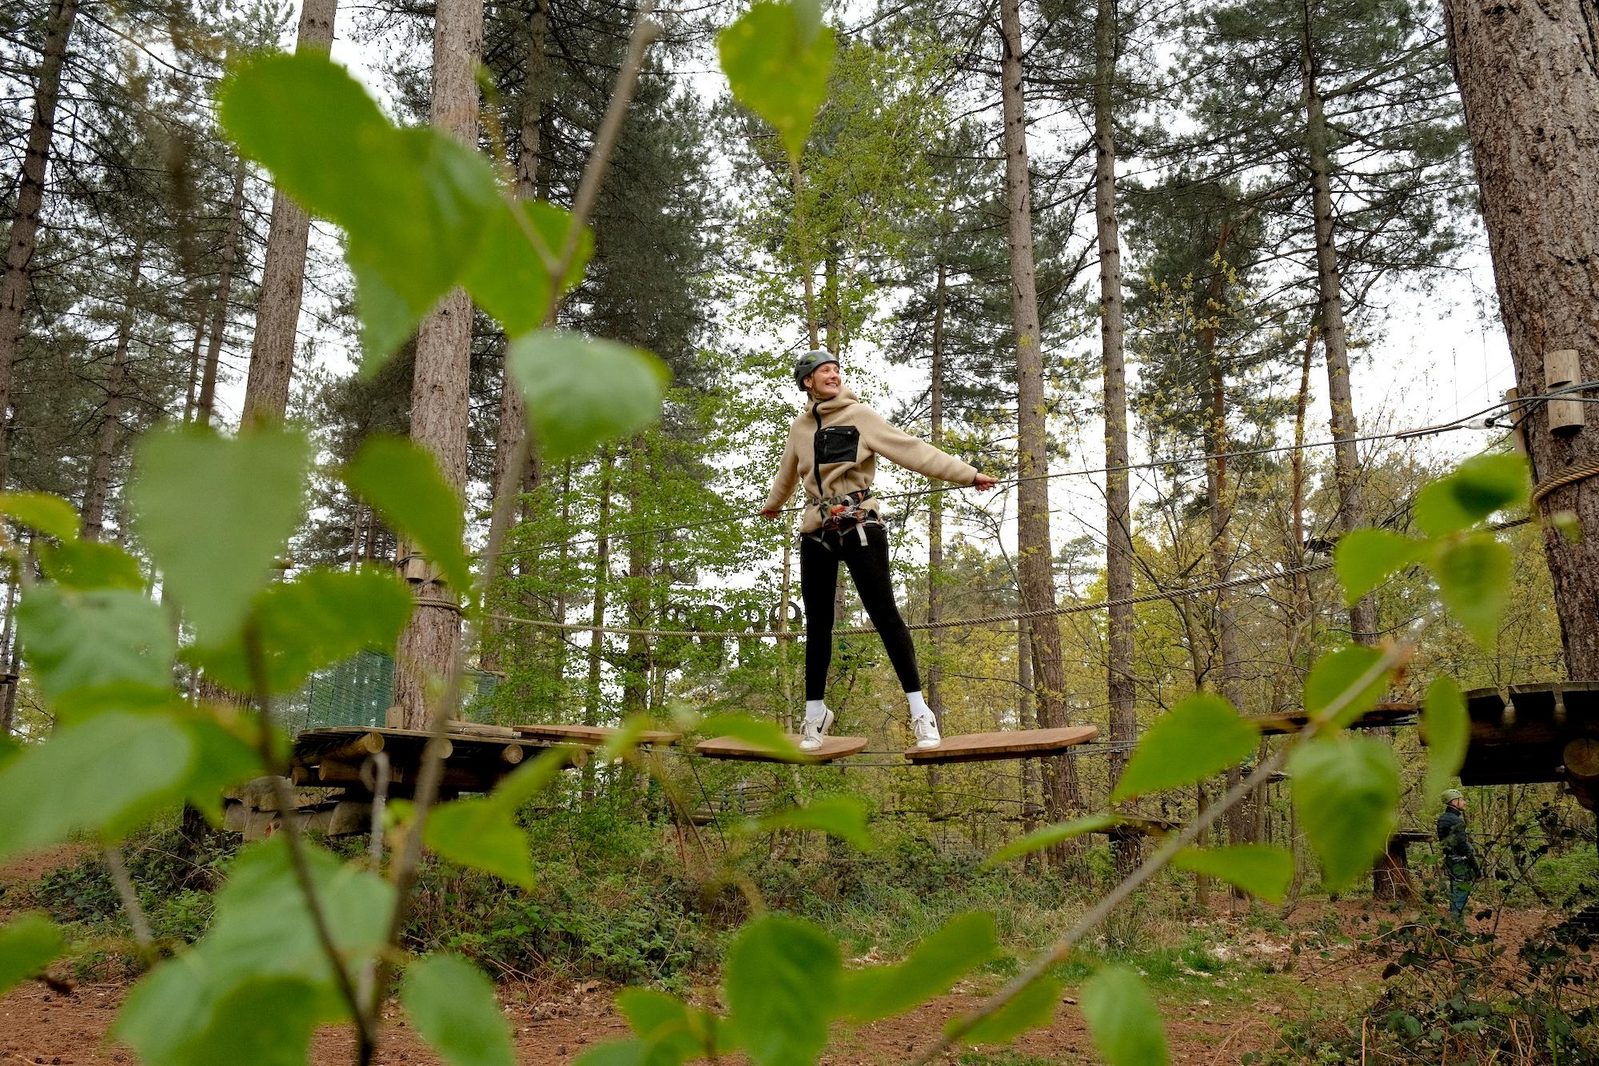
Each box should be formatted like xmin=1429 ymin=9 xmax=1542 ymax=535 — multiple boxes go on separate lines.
xmin=804 ymin=361 xmax=841 ymax=398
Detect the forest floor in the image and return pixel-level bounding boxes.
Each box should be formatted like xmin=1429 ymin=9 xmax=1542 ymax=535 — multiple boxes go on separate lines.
xmin=0 ymin=844 xmax=1572 ymax=1065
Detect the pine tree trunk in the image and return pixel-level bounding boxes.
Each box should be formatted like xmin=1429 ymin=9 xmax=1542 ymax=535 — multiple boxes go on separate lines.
xmin=83 ymin=244 xmax=144 ymax=542
xmin=1000 ymin=0 xmax=1079 ymax=833
xmin=1094 ymin=0 xmax=1137 ymax=873
xmin=927 ymin=260 xmax=947 ymax=727
xmin=1443 ymin=0 xmax=1599 ymax=677
xmin=622 ymin=437 xmax=650 ymax=717
xmin=195 ymin=157 xmax=248 ymax=427
xmin=181 ymin=310 xmax=207 ymax=423
xmin=392 ymin=0 xmax=485 ymax=728
xmin=583 ymin=448 xmax=614 ymax=798
xmin=0 ymin=0 xmax=80 ymax=490
xmin=1300 ymin=3 xmax=1376 ymax=645
xmin=241 ymin=0 xmax=338 ymax=426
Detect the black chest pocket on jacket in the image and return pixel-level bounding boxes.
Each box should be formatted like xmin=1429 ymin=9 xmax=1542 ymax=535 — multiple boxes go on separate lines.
xmin=816 ymin=425 xmax=860 ymax=465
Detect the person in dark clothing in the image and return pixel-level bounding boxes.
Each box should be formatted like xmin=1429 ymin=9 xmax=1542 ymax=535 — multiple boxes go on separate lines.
xmin=760 ymin=351 xmax=996 ymax=750
xmin=1436 ymin=788 xmax=1480 ymax=924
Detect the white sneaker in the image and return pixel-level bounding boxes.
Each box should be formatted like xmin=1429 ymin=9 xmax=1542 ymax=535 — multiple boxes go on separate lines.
xmin=911 ymin=714 xmax=942 ymax=749
xmin=800 ymin=708 xmax=835 ymax=751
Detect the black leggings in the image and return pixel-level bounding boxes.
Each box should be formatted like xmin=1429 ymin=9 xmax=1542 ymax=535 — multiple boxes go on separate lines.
xmin=800 ymin=522 xmax=921 ymax=700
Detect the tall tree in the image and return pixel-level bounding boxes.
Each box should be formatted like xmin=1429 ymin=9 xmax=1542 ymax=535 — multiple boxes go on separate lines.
xmin=1443 ymin=0 xmax=1599 ymax=679
xmin=0 ymin=0 xmax=80 ymax=489
xmin=392 ymin=0 xmax=485 ymax=728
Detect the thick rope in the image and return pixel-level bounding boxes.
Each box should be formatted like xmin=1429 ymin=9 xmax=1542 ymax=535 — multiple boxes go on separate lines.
xmin=1531 ymin=458 xmax=1599 ymax=509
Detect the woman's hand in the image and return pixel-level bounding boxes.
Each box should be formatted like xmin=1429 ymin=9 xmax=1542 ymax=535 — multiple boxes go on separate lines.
xmin=758 ymin=506 xmax=780 ymax=519
xmin=973 ymin=474 xmax=998 ymax=491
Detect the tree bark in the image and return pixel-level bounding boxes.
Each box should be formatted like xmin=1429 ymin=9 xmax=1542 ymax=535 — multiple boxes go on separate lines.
xmin=999 ymin=0 xmax=1078 ymax=831
xmin=83 ymin=244 xmax=144 ymax=542
xmin=927 ymin=259 xmax=947 ymax=727
xmin=1094 ymin=0 xmax=1137 ymax=874
xmin=195 ymin=157 xmax=248 ymax=427
xmin=1300 ymin=0 xmax=1376 ymax=645
xmin=0 ymin=0 xmax=80 ymax=490
xmin=1443 ymin=0 xmax=1599 ymax=676
xmin=241 ymin=0 xmax=339 ymax=426
xmin=622 ymin=437 xmax=650 ymax=718
xmin=583 ymin=448 xmax=614 ymax=798
xmin=392 ymin=0 xmax=485 ymax=728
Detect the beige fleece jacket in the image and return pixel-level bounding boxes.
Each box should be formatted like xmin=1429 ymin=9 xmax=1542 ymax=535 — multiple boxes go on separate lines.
xmin=764 ymin=389 xmax=980 ymax=533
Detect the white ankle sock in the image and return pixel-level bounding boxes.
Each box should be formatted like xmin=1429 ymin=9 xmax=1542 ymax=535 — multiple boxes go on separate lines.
xmin=906 ymin=691 xmax=933 ymax=721
xmin=805 ymin=699 xmax=830 ymax=723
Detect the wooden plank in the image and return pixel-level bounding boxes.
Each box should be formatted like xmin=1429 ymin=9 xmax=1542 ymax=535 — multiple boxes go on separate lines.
xmin=510 ymin=723 xmax=682 ymax=746
xmin=445 ymin=720 xmax=520 ymax=740
xmin=904 ymin=725 xmax=1099 ymax=765
xmin=1252 ymin=702 xmax=1418 ymax=735
xmin=695 ymin=734 xmax=868 ymax=763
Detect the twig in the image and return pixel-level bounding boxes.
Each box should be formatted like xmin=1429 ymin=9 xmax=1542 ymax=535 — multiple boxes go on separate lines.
xmin=367 ymin=0 xmax=663 ymax=1029
xmin=912 ymin=641 xmax=1411 ymax=1064
xmin=101 ymin=845 xmax=156 ymax=964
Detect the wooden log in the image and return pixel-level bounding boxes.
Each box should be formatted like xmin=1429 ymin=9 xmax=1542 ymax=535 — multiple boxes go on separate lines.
xmin=904 ymin=725 xmax=1098 ymax=765
xmin=512 ymin=723 xmax=683 ymax=746
xmin=1253 ymin=703 xmax=1418 ymax=735
xmin=446 ymin=720 xmax=520 ymax=740
xmin=315 ymin=757 xmax=502 ymax=793
xmin=320 ymin=730 xmax=386 ymax=762
xmin=501 ymin=743 xmax=525 ymax=765
xmin=1564 ymin=737 xmax=1599 ymax=777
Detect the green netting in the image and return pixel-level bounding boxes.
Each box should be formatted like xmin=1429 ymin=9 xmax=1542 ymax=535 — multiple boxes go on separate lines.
xmin=282 ymin=650 xmax=500 ymax=733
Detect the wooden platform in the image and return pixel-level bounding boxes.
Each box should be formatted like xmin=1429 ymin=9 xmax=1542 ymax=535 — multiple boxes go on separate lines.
xmin=1252 ymin=702 xmax=1418 ymax=735
xmin=695 ymin=734 xmax=868 ymax=763
xmin=509 ymin=723 xmax=682 ymax=747
xmin=290 ymin=725 xmax=539 ymax=796
xmin=903 ymin=725 xmax=1099 ymax=765
xmin=1457 ymin=683 xmax=1599 ymax=812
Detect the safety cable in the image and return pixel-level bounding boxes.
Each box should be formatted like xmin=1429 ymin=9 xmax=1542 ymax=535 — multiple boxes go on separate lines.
xmin=490 ymin=382 xmax=1594 ymax=559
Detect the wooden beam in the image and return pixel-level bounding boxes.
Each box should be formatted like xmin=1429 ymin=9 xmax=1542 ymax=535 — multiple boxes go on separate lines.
xmin=904 ymin=725 xmax=1098 ymax=765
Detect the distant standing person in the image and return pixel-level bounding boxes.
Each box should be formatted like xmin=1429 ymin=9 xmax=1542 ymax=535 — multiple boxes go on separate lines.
xmin=759 ymin=350 xmax=997 ymax=750
xmin=1436 ymin=788 xmax=1480 ymax=924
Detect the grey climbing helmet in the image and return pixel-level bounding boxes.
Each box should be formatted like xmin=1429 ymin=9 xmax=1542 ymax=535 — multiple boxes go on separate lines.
xmin=1442 ymin=788 xmax=1464 ymax=804
xmin=793 ymin=349 xmax=838 ymax=390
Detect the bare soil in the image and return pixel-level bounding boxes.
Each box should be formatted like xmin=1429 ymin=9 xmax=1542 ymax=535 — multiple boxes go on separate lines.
xmin=0 ymin=847 xmax=1565 ymax=1065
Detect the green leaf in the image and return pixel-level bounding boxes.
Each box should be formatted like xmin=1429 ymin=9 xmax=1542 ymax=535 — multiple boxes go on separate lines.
xmin=188 ymin=567 xmax=414 ymax=695
xmin=958 ymin=973 xmax=1062 ymax=1045
xmin=0 ymin=712 xmax=193 ymax=862
xmin=1412 ymin=453 xmax=1529 ymax=537
xmin=403 ymin=954 xmax=515 ymax=1066
xmin=697 ymin=713 xmax=805 ymax=761
xmin=462 ymin=199 xmax=593 ymax=338
xmin=1429 ymin=534 xmax=1511 ymax=647
xmin=0 ymin=492 xmax=79 ymax=541
xmin=1080 ymin=966 xmax=1169 ymax=1066
xmin=425 ymin=798 xmax=535 ymax=888
xmin=130 ymin=424 xmax=310 ymax=644
xmin=490 ymin=745 xmax=582 ymax=809
xmin=725 ymin=915 xmax=841 ymax=1066
xmin=1171 ymin=845 xmax=1295 ymax=904
xmin=1112 ymin=694 xmax=1258 ymax=801
xmin=574 ymin=1042 xmax=653 ymax=1066
xmin=0 ymin=913 xmax=65 ymax=996
xmin=984 ymin=815 xmax=1122 ymax=866
xmin=508 ymin=330 xmax=669 ymax=463
xmin=38 ymin=539 xmax=145 ymax=591
xmin=1289 ymin=736 xmax=1400 ymax=891
xmin=167 ymin=976 xmax=322 ymax=1066
xmin=746 ymin=795 xmax=873 ymax=850
xmin=1334 ymin=529 xmax=1425 ymax=607
xmin=115 ymin=836 xmax=394 ymax=1064
xmin=179 ymin=713 xmax=269 ymax=821
xmin=616 ymin=988 xmax=719 ymax=1063
xmin=18 ymin=586 xmax=175 ymax=714
xmin=1421 ymin=676 xmax=1469 ymax=803
xmin=1304 ymin=644 xmax=1393 ymax=729
xmin=717 ymin=2 xmax=837 ymax=160
xmin=346 ymin=436 xmax=471 ymax=593
xmin=219 ymin=53 xmax=502 ymax=365
xmin=841 ymin=912 xmax=999 ymax=1022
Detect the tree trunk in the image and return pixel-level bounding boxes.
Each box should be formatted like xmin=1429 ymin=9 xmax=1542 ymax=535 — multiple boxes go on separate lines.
xmin=0 ymin=0 xmax=80 ymax=490
xmin=392 ymin=0 xmax=485 ymax=728
xmin=584 ymin=448 xmax=614 ymax=797
xmin=1094 ymin=0 xmax=1137 ymax=874
xmin=1287 ymin=326 xmax=1317 ymax=701
xmin=240 ymin=0 xmax=338 ymax=426
xmin=0 ymin=573 xmax=18 ymax=737
xmin=999 ymin=0 xmax=1078 ymax=833
xmin=927 ymin=259 xmax=947 ymax=727
xmin=181 ymin=311 xmax=207 ymax=423
xmin=1443 ymin=0 xmax=1599 ymax=676
xmin=1300 ymin=1 xmax=1376 ymax=645
xmin=195 ymin=157 xmax=248 ymax=427
xmin=622 ymin=437 xmax=650 ymax=718
xmin=83 ymin=244 xmax=144 ymax=542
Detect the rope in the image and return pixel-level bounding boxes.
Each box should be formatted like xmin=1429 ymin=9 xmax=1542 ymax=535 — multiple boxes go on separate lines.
xmin=1531 ymin=459 xmax=1599 ymax=509
xmin=488 ymin=515 xmax=1534 ymax=642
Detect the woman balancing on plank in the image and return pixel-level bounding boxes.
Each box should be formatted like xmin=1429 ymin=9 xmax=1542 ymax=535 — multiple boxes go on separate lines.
xmin=759 ymin=350 xmax=998 ymax=751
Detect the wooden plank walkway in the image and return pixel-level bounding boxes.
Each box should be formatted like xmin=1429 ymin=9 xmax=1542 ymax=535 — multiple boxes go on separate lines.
xmin=695 ymin=734 xmax=869 ymax=763
xmin=1252 ymin=702 xmax=1419 ymax=735
xmin=904 ymin=725 xmax=1099 ymax=765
